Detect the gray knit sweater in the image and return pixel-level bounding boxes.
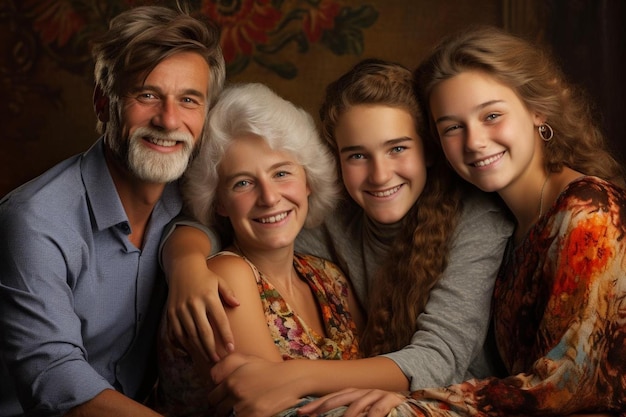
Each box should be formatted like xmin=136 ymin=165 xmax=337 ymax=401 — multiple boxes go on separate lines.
xmin=295 ymin=189 xmax=513 ymax=390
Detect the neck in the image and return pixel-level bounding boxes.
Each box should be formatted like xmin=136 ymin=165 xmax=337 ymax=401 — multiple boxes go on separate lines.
xmin=234 ymin=241 xmax=296 ymax=284
xmin=503 ymin=167 xmax=585 ymax=243
xmin=104 ymin=146 xmax=166 ymax=248
xmin=499 ymin=171 xmax=550 ymax=243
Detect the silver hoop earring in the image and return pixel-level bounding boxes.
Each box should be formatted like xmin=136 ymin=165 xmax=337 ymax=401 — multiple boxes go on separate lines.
xmin=538 ymin=123 xmax=554 ymax=142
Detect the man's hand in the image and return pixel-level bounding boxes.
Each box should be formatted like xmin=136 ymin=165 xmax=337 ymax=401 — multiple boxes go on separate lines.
xmin=163 ymin=225 xmax=239 ymax=362
xmin=166 ymin=263 xmax=239 ymax=362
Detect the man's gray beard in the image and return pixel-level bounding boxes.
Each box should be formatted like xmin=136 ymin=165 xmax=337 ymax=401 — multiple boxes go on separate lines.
xmin=126 ymin=127 xmax=195 ymax=183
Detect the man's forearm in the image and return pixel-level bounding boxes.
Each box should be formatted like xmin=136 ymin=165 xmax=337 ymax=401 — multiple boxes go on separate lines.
xmin=162 ymin=225 xmax=214 ymax=277
xmin=65 ymin=389 xmax=162 ymax=417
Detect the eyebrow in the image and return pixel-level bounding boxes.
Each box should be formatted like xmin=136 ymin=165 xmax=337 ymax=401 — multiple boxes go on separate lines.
xmin=132 ymin=84 xmax=207 ymax=100
xmin=221 ymin=160 xmax=299 ymax=183
xmin=339 ymin=136 xmax=413 ymax=154
xmin=434 ymin=99 xmax=505 ymax=124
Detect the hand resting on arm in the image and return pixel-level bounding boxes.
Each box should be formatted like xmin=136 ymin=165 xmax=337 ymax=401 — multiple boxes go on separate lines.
xmin=163 ymin=224 xmax=238 ymax=362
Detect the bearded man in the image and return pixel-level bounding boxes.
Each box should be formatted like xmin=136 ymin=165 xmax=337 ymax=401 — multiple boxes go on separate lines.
xmin=0 ymin=6 xmax=225 ymax=417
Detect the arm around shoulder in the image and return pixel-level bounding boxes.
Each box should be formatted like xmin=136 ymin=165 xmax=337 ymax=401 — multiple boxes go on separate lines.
xmin=162 ymin=223 xmax=239 ymax=361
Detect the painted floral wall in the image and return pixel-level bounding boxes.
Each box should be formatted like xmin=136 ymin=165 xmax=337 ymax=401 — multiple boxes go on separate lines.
xmin=0 ymin=0 xmax=510 ymax=196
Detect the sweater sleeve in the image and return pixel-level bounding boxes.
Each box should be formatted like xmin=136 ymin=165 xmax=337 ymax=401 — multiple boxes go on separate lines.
xmin=382 ymin=191 xmax=513 ymax=390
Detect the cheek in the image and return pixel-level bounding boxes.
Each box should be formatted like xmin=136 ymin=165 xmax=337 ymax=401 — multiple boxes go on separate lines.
xmin=218 ymin=194 xmax=248 ymax=219
xmin=339 ymin=163 xmax=362 ymax=196
xmin=122 ymin=101 xmax=149 ymax=123
xmin=187 ymin=111 xmax=208 ymax=139
xmin=440 ymin=140 xmax=463 ymax=165
xmin=407 ymin=160 xmax=428 ymax=185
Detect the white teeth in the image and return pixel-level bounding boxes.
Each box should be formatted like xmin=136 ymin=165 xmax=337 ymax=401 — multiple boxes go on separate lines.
xmin=149 ymin=138 xmax=177 ymax=147
xmin=370 ymin=185 xmax=401 ymax=197
xmin=473 ymin=153 xmax=503 ymax=167
xmin=259 ymin=211 xmax=288 ymax=224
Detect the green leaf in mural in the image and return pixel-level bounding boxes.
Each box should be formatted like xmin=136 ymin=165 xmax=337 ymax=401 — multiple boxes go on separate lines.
xmin=321 ymin=5 xmax=378 ymax=56
xmin=253 ymin=54 xmax=298 ymax=79
xmin=226 ymin=54 xmax=252 ymax=76
xmin=258 ymin=31 xmax=310 ymax=55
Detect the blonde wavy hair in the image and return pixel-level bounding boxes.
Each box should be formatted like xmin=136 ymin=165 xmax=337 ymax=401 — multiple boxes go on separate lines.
xmin=414 ymin=25 xmax=624 ymax=186
xmin=320 ymin=59 xmax=464 ymax=356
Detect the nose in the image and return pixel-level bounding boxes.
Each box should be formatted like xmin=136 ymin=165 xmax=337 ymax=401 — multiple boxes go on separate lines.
xmin=368 ymin=156 xmax=392 ymax=185
xmin=464 ymin=125 xmax=487 ymax=152
xmin=257 ymin=179 xmax=281 ymax=207
xmin=152 ymin=98 xmax=181 ymax=131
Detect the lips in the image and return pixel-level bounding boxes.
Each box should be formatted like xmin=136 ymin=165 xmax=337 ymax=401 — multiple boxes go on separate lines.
xmin=256 ymin=210 xmax=290 ymax=224
xmin=368 ymin=184 xmax=402 ymax=197
xmin=147 ymin=137 xmax=178 ymax=147
xmin=471 ymin=151 xmax=504 ymax=167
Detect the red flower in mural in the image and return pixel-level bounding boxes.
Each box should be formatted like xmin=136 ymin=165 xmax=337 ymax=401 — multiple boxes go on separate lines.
xmin=302 ymin=0 xmax=341 ymax=42
xmin=23 ymin=0 xmax=86 ymax=48
xmin=202 ymin=0 xmax=282 ymax=63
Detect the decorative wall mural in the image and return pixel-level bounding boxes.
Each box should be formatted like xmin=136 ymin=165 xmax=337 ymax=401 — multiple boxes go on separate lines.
xmin=2 ymin=0 xmax=378 ymax=80
xmin=206 ymin=0 xmax=379 ymax=78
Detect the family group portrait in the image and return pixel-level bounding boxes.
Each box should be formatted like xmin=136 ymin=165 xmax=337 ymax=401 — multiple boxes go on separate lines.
xmin=1 ymin=0 xmax=625 ymax=416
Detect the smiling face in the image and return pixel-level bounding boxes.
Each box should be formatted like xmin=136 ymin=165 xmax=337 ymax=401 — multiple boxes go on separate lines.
xmin=216 ymin=135 xmax=310 ymax=254
xmin=335 ymin=104 xmax=427 ymax=224
xmin=429 ymin=70 xmax=544 ymax=198
xmin=113 ymin=51 xmax=210 ymax=183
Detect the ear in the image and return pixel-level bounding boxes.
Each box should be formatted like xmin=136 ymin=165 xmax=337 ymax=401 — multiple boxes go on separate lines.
xmin=215 ymin=201 xmax=228 ymax=217
xmin=93 ymin=86 xmax=110 ymax=123
xmin=532 ymin=112 xmax=545 ymax=127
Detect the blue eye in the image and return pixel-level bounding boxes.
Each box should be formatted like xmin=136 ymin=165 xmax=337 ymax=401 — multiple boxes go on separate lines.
xmin=442 ymin=124 xmax=462 ymax=134
xmin=135 ymin=93 xmax=157 ymax=103
xmin=234 ymin=180 xmax=250 ymax=189
xmin=181 ymin=97 xmax=203 ymax=109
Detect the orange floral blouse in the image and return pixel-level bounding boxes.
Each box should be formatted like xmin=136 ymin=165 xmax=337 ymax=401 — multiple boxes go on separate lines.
xmin=399 ymin=177 xmax=626 ymax=416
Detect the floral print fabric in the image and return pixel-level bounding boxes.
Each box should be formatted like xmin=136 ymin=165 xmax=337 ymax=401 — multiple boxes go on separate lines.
xmin=156 ymin=252 xmax=360 ymax=416
xmin=262 ymin=253 xmax=360 ymax=361
xmin=399 ymin=177 xmax=626 ymax=416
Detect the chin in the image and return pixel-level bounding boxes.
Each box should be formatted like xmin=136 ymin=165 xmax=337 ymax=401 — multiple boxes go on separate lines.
xmin=369 ymin=212 xmax=404 ymax=225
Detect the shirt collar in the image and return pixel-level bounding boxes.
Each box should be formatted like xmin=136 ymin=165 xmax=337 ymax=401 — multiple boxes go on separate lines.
xmin=81 ymin=137 xmax=182 ymax=233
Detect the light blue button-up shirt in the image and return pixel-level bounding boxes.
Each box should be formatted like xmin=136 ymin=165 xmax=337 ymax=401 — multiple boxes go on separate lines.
xmin=0 ymin=138 xmax=182 ymax=416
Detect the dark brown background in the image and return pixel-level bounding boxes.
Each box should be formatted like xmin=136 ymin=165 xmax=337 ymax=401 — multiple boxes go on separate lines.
xmin=1 ymin=0 xmax=624 ymax=197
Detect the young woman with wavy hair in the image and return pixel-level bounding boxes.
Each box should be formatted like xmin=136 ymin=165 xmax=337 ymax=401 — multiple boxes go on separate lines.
xmin=317 ymin=59 xmax=463 ymax=357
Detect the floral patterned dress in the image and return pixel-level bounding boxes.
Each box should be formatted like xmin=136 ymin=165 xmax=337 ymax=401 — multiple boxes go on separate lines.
xmin=395 ymin=177 xmax=626 ymax=416
xmin=156 ymin=252 xmax=360 ymax=416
